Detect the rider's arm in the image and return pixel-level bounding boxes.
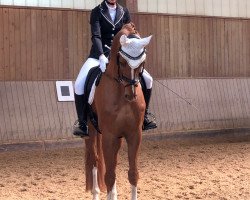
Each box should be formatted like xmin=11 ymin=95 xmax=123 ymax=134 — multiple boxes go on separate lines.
xmin=90 ymin=8 xmax=104 ymax=58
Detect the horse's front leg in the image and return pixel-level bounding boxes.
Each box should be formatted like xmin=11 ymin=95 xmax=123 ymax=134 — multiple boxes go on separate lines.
xmin=126 ymin=131 xmax=142 ymax=200
xmin=102 ymin=135 xmax=122 ymax=200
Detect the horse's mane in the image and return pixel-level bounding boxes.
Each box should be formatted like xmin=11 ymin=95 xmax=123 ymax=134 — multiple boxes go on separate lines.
xmin=109 ymin=22 xmax=139 ymax=62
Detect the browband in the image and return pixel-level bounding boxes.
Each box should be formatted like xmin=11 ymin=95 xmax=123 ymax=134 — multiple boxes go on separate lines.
xmin=119 ymin=48 xmax=146 ymax=61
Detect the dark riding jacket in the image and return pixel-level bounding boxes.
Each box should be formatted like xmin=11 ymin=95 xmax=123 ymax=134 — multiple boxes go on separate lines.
xmin=89 ymin=1 xmax=131 ymax=59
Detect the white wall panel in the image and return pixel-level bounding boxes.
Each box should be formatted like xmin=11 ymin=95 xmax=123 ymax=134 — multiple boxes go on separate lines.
xmin=222 ymin=0 xmax=230 ymax=17
xmin=0 ymin=0 xmax=100 ymax=9
xmin=195 ymin=0 xmax=205 ymax=15
xmin=147 ymin=0 xmax=158 ymax=13
xmin=229 ymin=0 xmax=239 ymax=17
xmin=85 ymin=0 xmax=96 ymax=9
xmin=62 ymin=0 xmax=72 ymax=8
xmin=137 ymin=0 xmax=249 ymax=18
xmin=204 ymin=0 xmax=213 ymax=16
xmin=26 ymin=0 xmax=37 ymax=6
xmin=138 ymin=0 xmax=147 ymax=12
xmin=50 ymin=0 xmax=62 ymax=8
xmin=248 ymin=0 xmax=250 ymax=17
xmin=238 ymin=0 xmax=247 ymax=18
xmin=176 ymin=0 xmax=186 ymax=14
xmin=168 ymin=0 xmax=177 ymax=14
xmin=1 ymin=0 xmax=13 ymax=5
xmin=13 ymin=0 xmax=25 ymax=6
xmin=158 ymin=0 xmax=168 ymax=13
xmin=186 ymin=0 xmax=195 ymax=15
xmin=73 ymin=0 xmax=84 ymax=9
xmin=38 ymin=0 xmax=50 ymax=7
xmin=213 ymin=0 xmax=222 ymax=16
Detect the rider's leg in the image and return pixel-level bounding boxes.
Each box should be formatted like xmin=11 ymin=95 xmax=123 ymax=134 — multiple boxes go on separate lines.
xmin=73 ymin=93 xmax=89 ymax=137
xmin=73 ymin=58 xmax=100 ymax=137
xmin=141 ymin=70 xmax=157 ymax=130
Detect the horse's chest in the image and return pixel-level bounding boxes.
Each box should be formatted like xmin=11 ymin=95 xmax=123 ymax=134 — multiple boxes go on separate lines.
xmin=112 ymin=103 xmax=144 ymax=123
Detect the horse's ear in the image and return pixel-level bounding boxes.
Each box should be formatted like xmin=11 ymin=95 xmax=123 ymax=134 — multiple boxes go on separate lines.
xmin=139 ymin=35 xmax=153 ymax=47
xmin=120 ymin=34 xmax=131 ymax=46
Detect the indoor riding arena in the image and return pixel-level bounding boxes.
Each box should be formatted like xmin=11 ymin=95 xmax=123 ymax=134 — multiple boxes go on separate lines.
xmin=0 ymin=0 xmax=249 ymax=199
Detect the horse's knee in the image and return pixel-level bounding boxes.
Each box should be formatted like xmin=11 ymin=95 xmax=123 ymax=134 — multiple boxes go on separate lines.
xmin=128 ymin=169 xmax=139 ymax=186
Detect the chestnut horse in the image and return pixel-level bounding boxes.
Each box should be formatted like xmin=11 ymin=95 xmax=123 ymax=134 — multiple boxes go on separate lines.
xmin=84 ymin=23 xmax=152 ymax=200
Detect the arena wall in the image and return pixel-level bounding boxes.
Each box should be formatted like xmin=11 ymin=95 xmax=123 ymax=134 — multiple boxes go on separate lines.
xmin=0 ymin=7 xmax=249 ymax=81
xmin=0 ymin=79 xmax=249 ymax=145
xmin=0 ymin=5 xmax=249 ymax=146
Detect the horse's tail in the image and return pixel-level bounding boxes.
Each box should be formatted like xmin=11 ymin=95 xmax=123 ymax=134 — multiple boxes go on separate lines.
xmin=85 ymin=126 xmax=106 ymax=192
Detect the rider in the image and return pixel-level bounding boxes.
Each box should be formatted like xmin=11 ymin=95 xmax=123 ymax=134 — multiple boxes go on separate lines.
xmin=73 ymin=0 xmax=157 ymax=137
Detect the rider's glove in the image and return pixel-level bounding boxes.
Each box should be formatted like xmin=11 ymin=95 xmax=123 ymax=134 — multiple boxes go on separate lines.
xmin=99 ymin=54 xmax=109 ymax=73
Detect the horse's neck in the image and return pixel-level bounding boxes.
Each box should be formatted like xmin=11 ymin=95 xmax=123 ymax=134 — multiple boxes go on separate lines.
xmin=101 ymin=60 xmax=124 ymax=100
xmin=106 ymin=60 xmax=117 ymax=80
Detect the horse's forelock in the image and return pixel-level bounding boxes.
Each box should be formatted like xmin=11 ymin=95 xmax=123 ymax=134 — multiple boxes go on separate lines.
xmin=122 ymin=23 xmax=139 ymax=36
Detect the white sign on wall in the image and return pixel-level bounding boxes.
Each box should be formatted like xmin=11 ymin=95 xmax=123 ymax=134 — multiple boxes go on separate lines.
xmin=56 ymin=81 xmax=74 ymax=102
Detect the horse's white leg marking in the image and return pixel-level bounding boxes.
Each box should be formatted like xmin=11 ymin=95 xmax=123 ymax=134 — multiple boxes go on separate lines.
xmin=92 ymin=167 xmax=100 ymax=200
xmin=131 ymin=185 xmax=137 ymax=200
xmin=107 ymin=181 xmax=117 ymax=200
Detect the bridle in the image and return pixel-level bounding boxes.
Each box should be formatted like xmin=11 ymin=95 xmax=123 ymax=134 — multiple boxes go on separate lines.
xmin=115 ymin=34 xmax=146 ymax=88
xmin=116 ymin=51 xmax=145 ymax=88
xmin=103 ymin=33 xmax=147 ymax=101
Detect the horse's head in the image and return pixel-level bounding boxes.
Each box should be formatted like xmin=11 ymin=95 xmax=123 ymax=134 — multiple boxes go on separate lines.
xmin=109 ymin=23 xmax=152 ymax=101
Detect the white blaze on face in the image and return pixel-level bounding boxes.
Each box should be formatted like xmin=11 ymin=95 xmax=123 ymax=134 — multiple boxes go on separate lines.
xmin=131 ymin=69 xmax=135 ymax=93
xmin=119 ymin=34 xmax=152 ymax=69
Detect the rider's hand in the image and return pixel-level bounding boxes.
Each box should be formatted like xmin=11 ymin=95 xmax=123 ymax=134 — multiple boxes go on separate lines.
xmin=99 ymin=54 xmax=109 ymax=73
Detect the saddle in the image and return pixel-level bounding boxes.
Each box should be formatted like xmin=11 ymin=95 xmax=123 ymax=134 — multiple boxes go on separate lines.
xmin=84 ymin=66 xmax=102 ymax=133
xmin=84 ymin=66 xmax=102 ymax=103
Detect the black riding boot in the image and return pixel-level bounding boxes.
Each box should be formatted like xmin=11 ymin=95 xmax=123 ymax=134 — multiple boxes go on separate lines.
xmin=142 ymin=88 xmax=157 ymax=131
xmin=73 ymin=93 xmax=89 ymax=137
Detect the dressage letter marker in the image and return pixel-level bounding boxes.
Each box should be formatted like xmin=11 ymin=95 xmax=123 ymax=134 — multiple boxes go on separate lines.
xmin=56 ymin=81 xmax=74 ymax=101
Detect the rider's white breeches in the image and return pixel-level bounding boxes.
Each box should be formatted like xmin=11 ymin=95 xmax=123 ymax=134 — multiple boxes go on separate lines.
xmin=75 ymin=58 xmax=100 ymax=95
xmin=74 ymin=58 xmax=153 ymax=95
xmin=141 ymin=69 xmax=153 ymax=89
